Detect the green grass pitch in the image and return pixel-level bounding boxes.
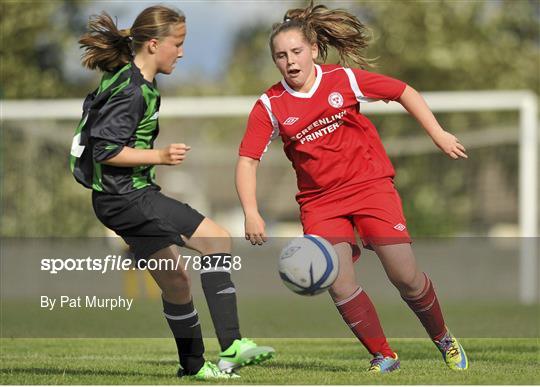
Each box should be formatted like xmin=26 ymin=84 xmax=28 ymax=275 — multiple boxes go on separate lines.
xmin=1 ymin=337 xmax=538 ymax=384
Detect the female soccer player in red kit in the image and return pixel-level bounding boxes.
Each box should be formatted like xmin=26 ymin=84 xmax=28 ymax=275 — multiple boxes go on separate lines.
xmin=236 ymin=2 xmax=468 ymax=373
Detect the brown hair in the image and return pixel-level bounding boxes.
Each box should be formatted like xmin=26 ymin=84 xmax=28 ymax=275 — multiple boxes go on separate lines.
xmin=270 ymin=1 xmax=373 ymax=68
xmin=79 ymin=5 xmax=185 ymax=72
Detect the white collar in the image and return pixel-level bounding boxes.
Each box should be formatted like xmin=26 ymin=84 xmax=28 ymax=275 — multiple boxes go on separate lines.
xmin=281 ymin=64 xmax=322 ymax=98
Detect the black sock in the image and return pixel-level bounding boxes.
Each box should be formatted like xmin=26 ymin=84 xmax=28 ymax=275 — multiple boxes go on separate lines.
xmin=201 ymin=253 xmax=241 ymax=351
xmin=162 ymin=298 xmax=205 ymax=375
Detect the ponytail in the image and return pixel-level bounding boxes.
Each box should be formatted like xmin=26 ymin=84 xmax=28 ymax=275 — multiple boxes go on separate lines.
xmin=79 ymin=5 xmax=185 ymax=73
xmin=270 ymin=1 xmax=373 ymax=68
xmin=79 ymin=12 xmax=133 ymax=73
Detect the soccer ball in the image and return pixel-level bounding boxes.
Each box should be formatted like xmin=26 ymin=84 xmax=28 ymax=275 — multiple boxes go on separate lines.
xmin=278 ymin=235 xmax=339 ymax=296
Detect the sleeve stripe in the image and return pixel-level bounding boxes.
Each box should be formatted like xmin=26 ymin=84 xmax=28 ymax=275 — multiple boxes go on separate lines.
xmin=260 ymin=93 xmax=279 ymax=133
xmin=343 ymin=68 xmax=376 ymax=104
xmin=259 ymin=93 xmax=280 ymax=158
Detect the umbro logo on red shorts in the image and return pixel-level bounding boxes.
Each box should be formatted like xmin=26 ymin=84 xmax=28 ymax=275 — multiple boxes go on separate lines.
xmin=283 ymin=117 xmax=299 ymax=125
xmin=393 ymin=223 xmax=406 ymax=231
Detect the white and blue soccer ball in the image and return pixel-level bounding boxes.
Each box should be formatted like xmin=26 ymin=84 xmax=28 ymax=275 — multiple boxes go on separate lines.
xmin=278 ymin=235 xmax=339 ymax=296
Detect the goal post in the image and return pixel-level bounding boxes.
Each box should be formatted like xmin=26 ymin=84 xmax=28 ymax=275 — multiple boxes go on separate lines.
xmin=2 ymin=90 xmax=538 ymax=303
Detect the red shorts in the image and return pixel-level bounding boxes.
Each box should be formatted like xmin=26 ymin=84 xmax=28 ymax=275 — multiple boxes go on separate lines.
xmin=301 ymin=178 xmax=412 ymax=262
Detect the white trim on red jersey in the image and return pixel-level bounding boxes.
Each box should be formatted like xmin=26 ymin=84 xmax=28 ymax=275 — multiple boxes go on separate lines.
xmin=280 ymin=64 xmax=324 ymax=98
xmin=258 ymin=93 xmax=280 ymax=157
xmin=258 ymin=64 xmax=364 ymax=158
xmin=244 ymin=64 xmax=406 ymax=164
xmin=259 ymin=93 xmax=279 ymax=132
xmin=343 ymin=67 xmax=391 ymax=104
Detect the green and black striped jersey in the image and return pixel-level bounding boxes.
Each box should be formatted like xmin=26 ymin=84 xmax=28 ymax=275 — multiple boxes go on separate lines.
xmin=87 ymin=62 xmax=161 ymax=194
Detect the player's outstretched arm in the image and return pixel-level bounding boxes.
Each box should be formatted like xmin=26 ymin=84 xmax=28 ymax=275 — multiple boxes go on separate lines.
xmin=102 ymin=143 xmax=191 ymax=167
xmin=398 ymin=85 xmax=468 ymax=160
xmin=235 ymin=156 xmax=267 ymax=245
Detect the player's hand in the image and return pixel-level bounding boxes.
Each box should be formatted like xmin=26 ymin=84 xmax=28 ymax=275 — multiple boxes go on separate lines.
xmin=245 ymin=212 xmax=267 ymax=246
xmin=432 ymin=130 xmax=468 ymax=160
xmin=159 ymin=143 xmax=191 ymax=165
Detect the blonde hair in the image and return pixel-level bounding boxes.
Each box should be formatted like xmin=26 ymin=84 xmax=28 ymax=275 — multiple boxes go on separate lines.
xmin=270 ymin=1 xmax=373 ymax=68
xmin=79 ymin=5 xmax=185 ymax=72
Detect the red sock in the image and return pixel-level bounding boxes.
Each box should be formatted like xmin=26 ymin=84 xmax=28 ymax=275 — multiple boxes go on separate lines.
xmin=334 ymin=287 xmax=394 ymax=358
xmin=402 ymin=273 xmax=447 ymax=341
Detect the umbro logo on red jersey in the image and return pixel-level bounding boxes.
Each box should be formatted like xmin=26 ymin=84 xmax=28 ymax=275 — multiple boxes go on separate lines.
xmin=283 ymin=117 xmax=299 ymax=125
xmin=393 ymin=223 xmax=406 ymax=231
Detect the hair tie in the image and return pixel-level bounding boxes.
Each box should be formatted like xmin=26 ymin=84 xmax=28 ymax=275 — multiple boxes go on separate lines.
xmin=119 ymin=28 xmax=132 ymax=40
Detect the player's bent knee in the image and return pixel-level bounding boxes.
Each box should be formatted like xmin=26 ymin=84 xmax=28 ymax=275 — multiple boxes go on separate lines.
xmin=202 ymin=226 xmax=232 ymax=253
xmin=160 ymin=270 xmax=192 ymax=294
xmin=189 ymin=218 xmax=232 ymax=254
xmin=214 ymin=226 xmax=232 ymax=241
xmin=391 ymin=271 xmax=423 ymax=296
xmin=329 ymin=281 xmax=358 ymax=302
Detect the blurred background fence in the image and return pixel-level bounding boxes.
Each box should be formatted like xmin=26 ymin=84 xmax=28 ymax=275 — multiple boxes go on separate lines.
xmin=2 ymin=90 xmax=538 ymax=305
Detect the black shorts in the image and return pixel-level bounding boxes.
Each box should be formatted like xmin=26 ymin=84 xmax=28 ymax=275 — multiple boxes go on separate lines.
xmin=92 ymin=186 xmax=205 ymax=260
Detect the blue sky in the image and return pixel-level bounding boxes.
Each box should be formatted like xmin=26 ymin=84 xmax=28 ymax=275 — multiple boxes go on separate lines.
xmin=65 ymin=1 xmax=356 ymax=83
xmin=66 ymin=1 xmax=296 ymax=82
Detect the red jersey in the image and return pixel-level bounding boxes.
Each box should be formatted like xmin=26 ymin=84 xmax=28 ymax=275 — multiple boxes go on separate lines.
xmin=239 ymin=64 xmax=407 ymax=210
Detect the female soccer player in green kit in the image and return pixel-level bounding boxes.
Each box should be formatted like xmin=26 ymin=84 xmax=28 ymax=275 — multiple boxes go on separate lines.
xmin=73 ymin=5 xmax=273 ymax=379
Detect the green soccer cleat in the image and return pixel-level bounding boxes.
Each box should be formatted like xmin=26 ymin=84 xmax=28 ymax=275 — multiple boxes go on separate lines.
xmin=217 ymin=338 xmax=275 ymax=372
xmin=367 ymin=352 xmax=400 ymax=374
xmin=178 ymin=361 xmax=240 ymax=380
xmin=434 ymin=329 xmax=469 ymax=370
